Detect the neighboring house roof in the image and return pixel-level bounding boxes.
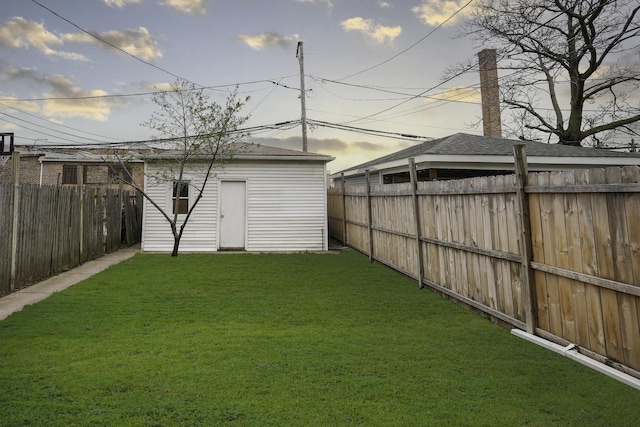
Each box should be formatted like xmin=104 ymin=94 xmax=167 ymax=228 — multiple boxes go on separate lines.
xmin=14 ymin=145 xmax=149 ymax=163
xmin=143 ymin=143 xmax=335 ymax=163
xmin=38 ymin=151 xmax=143 ymax=163
xmin=335 ymin=133 xmax=640 ymax=177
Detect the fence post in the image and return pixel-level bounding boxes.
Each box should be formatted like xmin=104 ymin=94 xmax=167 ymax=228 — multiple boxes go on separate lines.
xmin=78 ymin=165 xmax=85 ymax=262
xmin=365 ymin=170 xmax=374 ymax=262
xmin=409 ymin=158 xmax=425 ymax=288
xmin=102 ymin=191 xmax=108 ymax=253
xmin=341 ymin=172 xmax=347 ymax=246
xmin=514 ymin=145 xmax=537 ymax=334
xmin=10 ymin=152 xmax=20 ymax=292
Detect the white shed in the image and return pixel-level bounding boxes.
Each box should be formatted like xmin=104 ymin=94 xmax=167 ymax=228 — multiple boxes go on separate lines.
xmin=141 ymin=145 xmax=334 ymax=252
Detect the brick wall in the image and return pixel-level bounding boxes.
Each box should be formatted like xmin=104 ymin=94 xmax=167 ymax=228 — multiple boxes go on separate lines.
xmin=0 ymin=155 xmax=43 ymax=185
xmin=1 ymin=156 xmax=144 ymax=188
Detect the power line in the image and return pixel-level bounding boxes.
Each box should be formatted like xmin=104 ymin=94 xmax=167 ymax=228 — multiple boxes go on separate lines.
xmin=311 ymin=74 xmax=482 ymax=104
xmin=0 ymin=110 xmax=119 ymax=143
xmin=308 ymin=119 xmax=429 ymax=140
xmin=30 ymin=0 xmax=199 ymax=85
xmin=11 ymin=120 xmax=301 ymax=147
xmin=338 ymin=0 xmax=474 ymax=81
xmin=0 ymin=77 xmax=298 ymax=102
xmin=0 ymin=116 xmax=96 ymax=144
xmin=338 ymin=63 xmax=478 ymax=126
xmin=0 ymin=102 xmax=124 ymax=142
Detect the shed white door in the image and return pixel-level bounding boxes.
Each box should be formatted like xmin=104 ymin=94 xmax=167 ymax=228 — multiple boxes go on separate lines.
xmin=219 ymin=181 xmax=246 ymax=250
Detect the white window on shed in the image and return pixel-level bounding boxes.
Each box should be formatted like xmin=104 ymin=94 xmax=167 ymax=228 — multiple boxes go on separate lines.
xmin=172 ymin=180 xmax=189 ymax=214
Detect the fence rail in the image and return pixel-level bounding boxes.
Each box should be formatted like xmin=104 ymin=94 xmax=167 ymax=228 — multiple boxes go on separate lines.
xmin=1 ymin=183 xmax=142 ymax=296
xmin=328 ymin=148 xmax=640 ymax=377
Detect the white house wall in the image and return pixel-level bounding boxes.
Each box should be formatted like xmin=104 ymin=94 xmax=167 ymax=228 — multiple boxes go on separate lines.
xmin=338 ymin=171 xmax=380 ymax=187
xmin=141 ymin=160 xmax=328 ymax=252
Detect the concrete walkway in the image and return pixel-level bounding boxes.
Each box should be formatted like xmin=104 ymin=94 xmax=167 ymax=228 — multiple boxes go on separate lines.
xmin=0 ymin=245 xmax=139 ymax=321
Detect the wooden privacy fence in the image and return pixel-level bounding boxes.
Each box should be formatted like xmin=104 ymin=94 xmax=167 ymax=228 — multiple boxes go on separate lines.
xmin=0 ymin=183 xmax=143 ymax=296
xmin=328 ymin=147 xmax=640 ymax=377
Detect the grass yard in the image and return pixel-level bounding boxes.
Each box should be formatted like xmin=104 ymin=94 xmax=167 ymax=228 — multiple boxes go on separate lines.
xmin=0 ymin=250 xmax=638 ymax=426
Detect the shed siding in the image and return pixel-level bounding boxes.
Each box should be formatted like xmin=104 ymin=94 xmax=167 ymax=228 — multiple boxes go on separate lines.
xmin=141 ymin=160 xmax=328 ymax=252
xmin=340 ymin=172 xmax=380 ymax=187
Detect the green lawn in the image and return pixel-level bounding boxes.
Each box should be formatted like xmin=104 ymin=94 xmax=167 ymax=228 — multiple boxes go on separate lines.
xmin=0 ymin=250 xmax=637 ymax=426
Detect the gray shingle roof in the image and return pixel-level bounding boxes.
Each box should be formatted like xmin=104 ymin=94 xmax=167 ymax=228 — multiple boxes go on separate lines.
xmin=144 ymin=143 xmax=334 ymax=162
xmin=340 ymin=133 xmax=640 ymax=173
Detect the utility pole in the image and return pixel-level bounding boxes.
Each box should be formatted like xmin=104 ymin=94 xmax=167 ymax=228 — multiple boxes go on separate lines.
xmin=296 ymin=41 xmax=308 ymax=152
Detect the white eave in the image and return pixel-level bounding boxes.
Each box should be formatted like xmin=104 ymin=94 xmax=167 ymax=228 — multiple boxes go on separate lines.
xmin=144 ymin=153 xmax=334 ymax=163
xmin=334 ymin=153 xmax=640 ymax=178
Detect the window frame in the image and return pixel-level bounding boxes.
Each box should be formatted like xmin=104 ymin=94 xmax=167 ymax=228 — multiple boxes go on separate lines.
xmin=108 ymin=164 xmax=131 ymax=182
xmin=62 ymin=164 xmax=78 ymax=185
xmin=172 ymin=180 xmax=190 ymax=215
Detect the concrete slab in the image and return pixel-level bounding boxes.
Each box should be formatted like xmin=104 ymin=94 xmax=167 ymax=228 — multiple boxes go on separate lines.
xmin=0 ymin=245 xmax=139 ymax=321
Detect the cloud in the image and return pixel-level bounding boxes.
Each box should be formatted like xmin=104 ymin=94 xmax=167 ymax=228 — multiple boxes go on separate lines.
xmin=295 ymin=0 xmax=333 ymax=14
xmin=257 ymin=136 xmax=401 ymax=153
xmin=0 ymin=122 xmax=19 ymax=132
xmin=138 ymin=81 xmax=177 ymax=93
xmin=0 ymin=96 xmax=41 ymax=132
xmin=40 ymin=76 xmax=117 ymax=121
xmin=163 ymin=0 xmax=208 ymax=15
xmin=0 ymin=17 xmax=88 ymax=61
xmin=412 ymin=0 xmax=472 ymax=26
xmin=256 ymin=135 xmax=417 ymax=172
xmin=378 ymin=1 xmax=391 ymax=8
xmin=63 ymin=27 xmax=162 ymax=62
xmin=341 ymin=17 xmax=401 ymax=44
xmin=427 ymin=86 xmax=480 ymax=103
xmin=0 ymin=93 xmax=41 ymax=132
xmin=237 ymin=32 xmax=299 ymax=50
xmin=0 ymin=97 xmax=40 ymax=113
xmin=0 ymin=18 xmax=160 ymax=62
xmin=104 ymin=0 xmax=142 ymax=7
xmin=0 ymin=65 xmax=122 ymax=121
xmin=0 ymin=65 xmax=42 ymax=83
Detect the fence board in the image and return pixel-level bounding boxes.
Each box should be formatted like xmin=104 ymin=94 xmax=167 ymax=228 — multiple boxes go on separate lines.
xmin=528 ymin=172 xmax=546 ymax=331
xmin=538 ymin=172 xmax=563 ymax=337
xmin=563 ymin=171 xmax=590 ymax=348
xmin=621 ymin=167 xmax=640 ymax=370
xmin=609 ymin=167 xmax=640 ymax=369
xmin=589 ymin=169 xmax=625 ymax=364
xmin=497 ymin=175 xmax=514 ymax=317
xmin=453 ymin=182 xmax=467 ymax=297
xmin=478 ymin=179 xmax=490 ymax=305
xmin=505 ymin=177 xmax=522 ymax=320
xmin=574 ymin=169 xmax=606 ymax=355
xmin=552 ymin=171 xmax=577 ymax=343
xmin=464 ymin=179 xmax=480 ymax=302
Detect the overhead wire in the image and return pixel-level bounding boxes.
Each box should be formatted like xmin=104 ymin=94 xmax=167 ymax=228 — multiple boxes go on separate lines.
xmin=337 ymin=0 xmax=474 ymax=81
xmin=327 ymin=9 xmax=569 ymax=126
xmin=0 ymin=101 xmax=125 ymax=142
xmin=337 ymin=63 xmax=478 ymax=126
xmin=0 ymin=76 xmax=299 ymax=102
xmin=14 ymin=121 xmax=301 ymax=147
xmin=0 ymin=110 xmax=121 ymax=143
xmin=0 ymin=116 xmax=98 ymax=145
xmin=30 ymin=0 xmax=200 ymax=86
xmin=307 ymin=119 xmax=429 ymax=141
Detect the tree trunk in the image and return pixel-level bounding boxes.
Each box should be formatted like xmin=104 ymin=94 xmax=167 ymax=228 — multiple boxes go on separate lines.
xmin=171 ymin=235 xmax=181 ymax=257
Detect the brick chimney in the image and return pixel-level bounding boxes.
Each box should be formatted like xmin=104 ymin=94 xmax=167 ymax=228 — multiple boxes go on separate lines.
xmin=478 ymin=49 xmax=502 ymax=138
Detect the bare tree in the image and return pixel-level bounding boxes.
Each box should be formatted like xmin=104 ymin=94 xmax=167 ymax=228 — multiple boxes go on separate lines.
xmin=108 ymin=79 xmax=250 ymax=256
xmin=463 ymin=0 xmax=640 ymax=146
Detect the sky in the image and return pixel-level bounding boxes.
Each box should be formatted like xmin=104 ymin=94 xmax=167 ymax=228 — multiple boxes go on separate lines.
xmin=1 ymin=0 xmax=491 ymax=173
